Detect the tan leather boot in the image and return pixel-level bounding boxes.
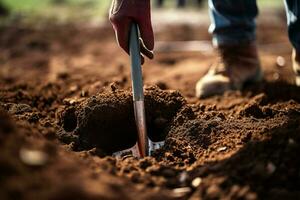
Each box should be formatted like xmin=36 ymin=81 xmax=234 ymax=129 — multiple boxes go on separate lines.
xmin=196 ymin=42 xmax=263 ymax=98
xmin=292 ymin=49 xmax=300 ymax=86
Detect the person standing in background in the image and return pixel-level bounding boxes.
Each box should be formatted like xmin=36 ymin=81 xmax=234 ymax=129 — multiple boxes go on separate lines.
xmin=109 ymin=0 xmax=300 ymax=98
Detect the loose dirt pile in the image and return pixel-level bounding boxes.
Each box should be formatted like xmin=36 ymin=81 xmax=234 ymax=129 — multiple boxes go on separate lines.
xmin=58 ymin=86 xmax=186 ymax=154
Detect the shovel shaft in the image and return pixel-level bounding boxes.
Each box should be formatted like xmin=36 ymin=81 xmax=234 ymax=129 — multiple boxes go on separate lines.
xmin=129 ymin=24 xmax=144 ymax=101
xmin=129 ymin=23 xmax=148 ymax=157
xmin=134 ymin=101 xmax=148 ymax=157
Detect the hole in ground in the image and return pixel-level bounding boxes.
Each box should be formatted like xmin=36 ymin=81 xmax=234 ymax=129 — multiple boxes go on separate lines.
xmin=58 ymin=86 xmax=187 ymax=154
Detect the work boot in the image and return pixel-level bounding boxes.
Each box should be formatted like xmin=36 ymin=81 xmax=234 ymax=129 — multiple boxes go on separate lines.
xmin=196 ymin=42 xmax=263 ymax=98
xmin=292 ymin=49 xmax=300 ymax=86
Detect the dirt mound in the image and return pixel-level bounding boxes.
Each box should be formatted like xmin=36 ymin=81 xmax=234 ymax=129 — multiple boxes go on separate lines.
xmin=189 ymin=107 xmax=300 ymax=199
xmin=2 ymin=19 xmax=300 ymax=200
xmin=0 ymin=109 xmax=175 ymax=200
xmin=59 ymin=86 xmax=186 ymax=154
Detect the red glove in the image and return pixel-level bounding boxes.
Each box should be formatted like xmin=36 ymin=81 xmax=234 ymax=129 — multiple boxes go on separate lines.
xmin=109 ymin=0 xmax=154 ymax=63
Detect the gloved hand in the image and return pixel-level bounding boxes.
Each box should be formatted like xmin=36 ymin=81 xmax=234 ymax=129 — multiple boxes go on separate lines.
xmin=109 ymin=0 xmax=154 ymax=63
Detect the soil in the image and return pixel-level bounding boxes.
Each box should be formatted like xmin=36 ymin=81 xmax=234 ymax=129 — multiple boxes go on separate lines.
xmin=1 ymin=10 xmax=300 ymax=200
xmin=58 ymin=86 xmax=185 ymax=154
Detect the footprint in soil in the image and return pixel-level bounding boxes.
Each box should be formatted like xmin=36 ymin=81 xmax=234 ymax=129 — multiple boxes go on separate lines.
xmin=58 ymin=86 xmax=187 ymax=154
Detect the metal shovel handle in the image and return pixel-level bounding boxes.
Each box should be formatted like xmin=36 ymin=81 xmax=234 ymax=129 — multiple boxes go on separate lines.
xmin=129 ymin=23 xmax=148 ymax=157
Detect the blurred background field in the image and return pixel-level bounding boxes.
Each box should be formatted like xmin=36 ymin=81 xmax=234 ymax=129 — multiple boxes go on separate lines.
xmin=0 ymin=0 xmax=284 ymax=25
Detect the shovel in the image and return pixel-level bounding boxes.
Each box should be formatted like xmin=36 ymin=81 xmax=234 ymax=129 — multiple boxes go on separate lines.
xmin=113 ymin=24 xmax=165 ymax=158
xmin=129 ymin=23 xmax=149 ymax=158
xmin=129 ymin=23 xmax=166 ymax=158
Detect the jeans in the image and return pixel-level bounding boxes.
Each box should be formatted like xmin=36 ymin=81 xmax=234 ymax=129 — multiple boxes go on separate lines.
xmin=209 ymin=0 xmax=300 ymax=51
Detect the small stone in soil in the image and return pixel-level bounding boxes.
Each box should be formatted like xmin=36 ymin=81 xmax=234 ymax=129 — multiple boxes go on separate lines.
xmin=19 ymin=148 xmax=48 ymax=166
xmin=172 ymin=187 xmax=192 ymax=198
xmin=217 ymin=146 xmax=227 ymax=152
xmin=266 ymin=162 xmax=276 ymax=174
xmin=191 ymin=177 xmax=202 ymax=188
xmin=276 ymin=56 xmax=286 ymax=67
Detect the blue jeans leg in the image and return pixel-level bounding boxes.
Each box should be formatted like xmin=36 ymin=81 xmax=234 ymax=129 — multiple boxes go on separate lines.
xmin=208 ymin=0 xmax=258 ymax=47
xmin=285 ymin=0 xmax=300 ymax=51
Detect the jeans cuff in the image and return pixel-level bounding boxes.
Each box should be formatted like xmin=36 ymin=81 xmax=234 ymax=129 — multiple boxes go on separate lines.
xmin=212 ymin=34 xmax=256 ymax=47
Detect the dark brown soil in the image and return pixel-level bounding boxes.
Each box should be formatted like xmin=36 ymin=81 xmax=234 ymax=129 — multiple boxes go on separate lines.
xmin=59 ymin=86 xmax=185 ymax=154
xmin=1 ymin=10 xmax=300 ymax=200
